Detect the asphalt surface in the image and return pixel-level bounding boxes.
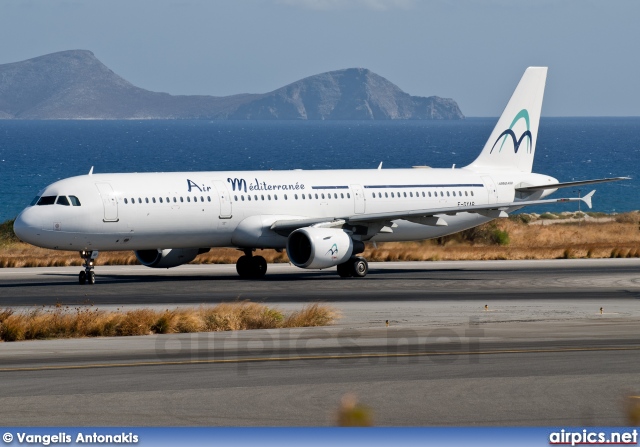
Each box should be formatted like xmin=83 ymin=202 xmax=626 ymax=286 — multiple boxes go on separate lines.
xmin=1 ymin=259 xmax=639 ymax=426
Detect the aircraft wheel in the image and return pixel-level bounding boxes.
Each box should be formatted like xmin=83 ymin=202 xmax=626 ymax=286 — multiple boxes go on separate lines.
xmin=250 ymin=256 xmax=267 ymax=279
xmin=79 ymin=271 xmax=86 ymax=285
xmin=236 ymin=255 xmax=251 ymax=278
xmin=337 ymin=262 xmax=353 ymax=278
xmin=88 ymin=271 xmax=96 ymax=285
xmin=352 ymin=257 xmax=368 ymax=278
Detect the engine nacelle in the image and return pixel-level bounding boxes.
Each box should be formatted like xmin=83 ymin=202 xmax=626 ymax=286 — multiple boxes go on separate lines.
xmin=135 ymin=248 xmax=201 ymax=268
xmin=287 ymin=227 xmax=356 ymax=269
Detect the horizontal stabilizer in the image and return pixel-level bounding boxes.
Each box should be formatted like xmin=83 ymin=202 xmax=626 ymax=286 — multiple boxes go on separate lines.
xmin=516 ymin=177 xmax=630 ymax=192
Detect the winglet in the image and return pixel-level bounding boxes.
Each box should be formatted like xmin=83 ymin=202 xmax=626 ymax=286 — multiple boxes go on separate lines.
xmin=88 ymin=166 xmax=94 ymax=176
xmin=582 ymin=190 xmax=595 ymax=209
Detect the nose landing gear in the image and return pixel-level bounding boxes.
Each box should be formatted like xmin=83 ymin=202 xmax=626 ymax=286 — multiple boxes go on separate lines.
xmin=78 ymin=250 xmax=98 ymax=285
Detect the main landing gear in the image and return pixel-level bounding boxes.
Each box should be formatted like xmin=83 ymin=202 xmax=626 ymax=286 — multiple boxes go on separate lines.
xmin=336 ymin=256 xmax=369 ymax=278
xmin=236 ymin=250 xmax=267 ymax=279
xmin=78 ymin=250 xmax=97 ymax=285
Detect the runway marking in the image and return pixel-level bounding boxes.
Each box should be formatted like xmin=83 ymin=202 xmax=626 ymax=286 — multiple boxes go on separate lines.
xmin=1 ymin=345 xmax=640 ymax=372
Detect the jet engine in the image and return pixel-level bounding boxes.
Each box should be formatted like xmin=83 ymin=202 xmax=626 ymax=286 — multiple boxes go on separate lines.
xmin=135 ymin=248 xmax=202 ymax=268
xmin=286 ymin=227 xmax=363 ymax=269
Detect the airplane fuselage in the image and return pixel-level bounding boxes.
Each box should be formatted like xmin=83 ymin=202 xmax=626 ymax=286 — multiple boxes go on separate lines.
xmin=14 ymin=167 xmax=553 ymax=252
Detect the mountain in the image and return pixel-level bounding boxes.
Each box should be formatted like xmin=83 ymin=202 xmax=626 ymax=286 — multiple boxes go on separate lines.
xmin=0 ymin=50 xmax=464 ymax=120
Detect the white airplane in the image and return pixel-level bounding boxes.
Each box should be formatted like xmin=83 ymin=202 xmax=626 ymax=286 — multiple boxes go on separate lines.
xmin=13 ymin=67 xmax=627 ymax=284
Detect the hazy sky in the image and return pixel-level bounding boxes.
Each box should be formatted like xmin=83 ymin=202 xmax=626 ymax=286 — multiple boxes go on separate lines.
xmin=2 ymin=0 xmax=639 ymax=116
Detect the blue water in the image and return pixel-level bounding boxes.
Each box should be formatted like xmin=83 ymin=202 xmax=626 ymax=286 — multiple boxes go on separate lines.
xmin=0 ymin=118 xmax=638 ymax=222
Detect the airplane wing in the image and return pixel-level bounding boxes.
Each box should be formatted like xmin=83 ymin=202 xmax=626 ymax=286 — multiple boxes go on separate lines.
xmin=270 ymin=190 xmax=595 ymax=234
xmin=516 ymin=177 xmax=629 ymax=192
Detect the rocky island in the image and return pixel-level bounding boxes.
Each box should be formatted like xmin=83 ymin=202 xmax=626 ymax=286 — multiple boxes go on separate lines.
xmin=0 ymin=50 xmax=464 ymax=120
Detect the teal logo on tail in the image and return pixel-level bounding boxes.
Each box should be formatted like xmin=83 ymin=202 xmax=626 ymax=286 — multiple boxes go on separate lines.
xmin=490 ymin=109 xmax=532 ymax=154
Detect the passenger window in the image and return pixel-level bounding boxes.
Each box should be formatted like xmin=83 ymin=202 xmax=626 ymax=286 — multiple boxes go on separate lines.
xmin=274 ymin=195 xmax=278 ymax=200
xmin=261 ymin=195 xmax=265 ymax=201
xmin=159 ymin=198 xmax=163 ymax=203
xmin=180 ymin=197 xmax=183 ymax=203
xmin=268 ymin=195 xmax=272 ymax=200
xmin=452 ymin=192 xmax=456 ymax=197
xmin=145 ymin=198 xmax=149 ymax=203
xmin=347 ymin=193 xmax=351 ymax=199
xmin=152 ymin=198 xmax=156 ymax=203
xmin=207 ymin=196 xmax=211 ymax=202
xmin=254 ymin=195 xmax=258 ymax=201
xmin=241 ymin=196 xmax=245 ymax=201
xmin=391 ymin=192 xmax=394 ymax=198
xmin=56 ymin=196 xmax=70 ymax=206
xmin=124 ymin=198 xmax=128 ymax=205
xmin=440 ymin=192 xmax=444 ymax=197
xmin=295 ymin=194 xmax=298 ymax=200
xmin=315 ymin=194 xmax=319 ymax=199
xmin=69 ymin=196 xmax=81 ymax=206
xmin=471 ymin=191 xmax=474 ymax=196
xmin=403 ymin=192 xmax=407 ymax=198
xmin=200 ymin=196 xmax=204 ymax=202
xmin=385 ymin=193 xmax=388 ymax=198
xmin=341 ymin=193 xmax=345 ymax=199
xmin=284 ymin=194 xmax=288 ymax=200
xmin=234 ymin=195 xmax=238 ymax=201
xmin=465 ymin=191 xmax=468 ymax=197
xmin=166 ymin=197 xmax=170 ymax=203
xmin=187 ymin=197 xmax=191 ymax=202
xmin=334 ymin=193 xmax=338 ymax=199
xmin=173 ymin=197 xmax=177 ymax=203
xmin=409 ymin=192 xmax=413 ymax=197
xmin=446 ymin=192 xmax=450 ymax=197
xmin=247 ymin=195 xmax=251 ymax=201
xmin=37 ymin=196 xmax=56 ymax=206
xmin=138 ymin=198 xmax=142 ymax=204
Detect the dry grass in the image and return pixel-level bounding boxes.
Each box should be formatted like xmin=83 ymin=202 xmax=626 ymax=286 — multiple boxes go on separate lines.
xmin=0 ymin=302 xmax=338 ymax=342
xmin=2 ymin=214 xmax=640 ymax=267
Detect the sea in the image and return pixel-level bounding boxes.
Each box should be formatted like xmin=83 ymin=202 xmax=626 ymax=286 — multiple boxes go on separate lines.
xmin=0 ymin=118 xmax=638 ymax=223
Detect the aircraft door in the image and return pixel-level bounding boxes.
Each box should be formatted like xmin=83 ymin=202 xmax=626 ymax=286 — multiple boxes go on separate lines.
xmin=481 ymin=176 xmax=499 ymax=204
xmin=213 ymin=180 xmax=232 ymax=219
xmin=350 ymin=184 xmax=365 ymax=214
xmin=95 ymin=182 xmax=119 ymax=222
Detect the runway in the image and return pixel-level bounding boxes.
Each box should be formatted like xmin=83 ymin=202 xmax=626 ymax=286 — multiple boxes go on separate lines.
xmin=1 ymin=259 xmax=640 ymax=426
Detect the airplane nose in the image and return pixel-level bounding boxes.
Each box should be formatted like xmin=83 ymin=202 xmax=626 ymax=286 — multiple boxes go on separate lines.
xmin=13 ymin=208 xmax=41 ymax=244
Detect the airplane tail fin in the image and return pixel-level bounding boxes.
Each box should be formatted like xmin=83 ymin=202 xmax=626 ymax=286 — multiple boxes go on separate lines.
xmin=466 ymin=67 xmax=547 ymax=173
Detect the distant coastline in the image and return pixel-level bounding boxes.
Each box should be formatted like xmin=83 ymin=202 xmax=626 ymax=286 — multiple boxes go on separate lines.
xmin=0 ymin=50 xmax=464 ymax=121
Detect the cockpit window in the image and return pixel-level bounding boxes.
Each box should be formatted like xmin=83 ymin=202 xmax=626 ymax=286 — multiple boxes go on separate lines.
xmin=37 ymin=196 xmax=56 ymax=206
xmin=30 ymin=196 xmax=40 ymax=206
xmin=69 ymin=196 xmax=81 ymax=206
xmin=56 ymin=196 xmax=70 ymax=206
